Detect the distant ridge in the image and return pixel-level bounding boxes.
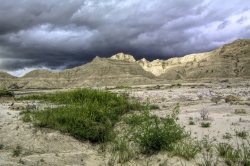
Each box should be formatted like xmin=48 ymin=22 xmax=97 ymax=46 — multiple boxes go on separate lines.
xmin=1 ymin=39 xmax=250 ymax=89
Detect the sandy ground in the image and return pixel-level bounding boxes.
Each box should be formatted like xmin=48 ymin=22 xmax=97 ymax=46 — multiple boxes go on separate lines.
xmin=0 ymin=82 xmax=250 ymax=166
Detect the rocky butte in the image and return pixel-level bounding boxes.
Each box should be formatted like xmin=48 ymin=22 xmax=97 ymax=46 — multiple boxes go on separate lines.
xmin=0 ymin=39 xmax=249 ymax=89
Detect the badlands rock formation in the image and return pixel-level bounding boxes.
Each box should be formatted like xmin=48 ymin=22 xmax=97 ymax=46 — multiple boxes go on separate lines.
xmin=0 ymin=39 xmax=250 ymax=89
xmin=5 ymin=57 xmax=157 ymax=89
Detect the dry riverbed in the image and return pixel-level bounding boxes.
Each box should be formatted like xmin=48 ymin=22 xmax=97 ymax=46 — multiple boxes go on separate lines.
xmin=0 ymin=82 xmax=250 ymax=166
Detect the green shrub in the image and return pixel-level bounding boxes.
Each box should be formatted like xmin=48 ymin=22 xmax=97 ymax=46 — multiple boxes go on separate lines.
xmin=222 ymin=132 xmax=232 ymax=140
xmin=133 ymin=104 xmax=188 ymax=154
xmin=13 ymin=145 xmax=22 ymax=157
xmin=236 ymin=130 xmax=248 ymax=139
xmin=225 ymin=95 xmax=241 ymax=103
xmin=149 ymin=104 xmax=160 ymax=109
xmin=0 ymin=143 xmax=3 ymax=150
xmin=216 ymin=143 xmax=233 ymax=157
xmin=0 ymin=88 xmax=14 ymax=97
xmin=200 ymin=122 xmax=211 ymax=128
xmin=189 ymin=121 xmax=195 ymax=125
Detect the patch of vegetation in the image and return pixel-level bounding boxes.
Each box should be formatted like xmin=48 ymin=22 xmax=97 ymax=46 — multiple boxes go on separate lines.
xmin=225 ymin=95 xmax=241 ymax=103
xmin=133 ymin=104 xmax=188 ymax=154
xmin=0 ymin=143 xmax=4 ymax=150
xmin=18 ymin=88 xmax=146 ymax=143
xmin=149 ymin=104 xmax=160 ymax=109
xmin=222 ymin=132 xmax=232 ymax=140
xmin=171 ymin=83 xmax=182 ymax=87
xmin=235 ymin=130 xmax=248 ymax=139
xmin=114 ymin=86 xmax=131 ymax=89
xmin=13 ymin=145 xmax=22 ymax=157
xmin=200 ymin=122 xmax=211 ymax=128
xmin=0 ymin=88 xmax=14 ymax=97
xmin=216 ymin=142 xmax=233 ymax=157
xmin=169 ymin=139 xmax=201 ymax=160
xmin=189 ymin=121 xmax=195 ymax=125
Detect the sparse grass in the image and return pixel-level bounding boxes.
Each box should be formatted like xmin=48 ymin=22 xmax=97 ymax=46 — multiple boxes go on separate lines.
xmin=13 ymin=145 xmax=22 ymax=157
xmin=169 ymin=139 xmax=201 ymax=160
xmin=200 ymin=122 xmax=211 ymax=128
xmin=222 ymin=132 xmax=232 ymax=140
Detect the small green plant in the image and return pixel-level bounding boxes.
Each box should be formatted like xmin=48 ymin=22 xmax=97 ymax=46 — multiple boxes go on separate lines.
xmin=0 ymin=143 xmax=4 ymax=150
xmin=170 ymin=139 xmax=201 ymax=160
xmin=13 ymin=145 xmax=22 ymax=157
xmin=133 ymin=104 xmax=188 ymax=154
xmin=0 ymin=88 xmax=14 ymax=97
xmin=115 ymin=86 xmax=131 ymax=89
xmin=236 ymin=130 xmax=248 ymax=139
xmin=216 ymin=142 xmax=233 ymax=157
xmin=189 ymin=121 xmax=195 ymax=125
xmin=21 ymin=113 xmax=32 ymax=122
xmin=199 ymin=151 xmax=218 ymax=166
xmin=171 ymin=83 xmax=182 ymax=87
xmin=149 ymin=104 xmax=160 ymax=109
xmin=222 ymin=132 xmax=232 ymax=140
xmin=200 ymin=122 xmax=211 ymax=128
xmin=111 ymin=138 xmax=135 ymax=163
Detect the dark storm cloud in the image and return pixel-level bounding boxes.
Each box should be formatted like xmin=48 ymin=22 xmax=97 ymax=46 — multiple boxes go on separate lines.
xmin=0 ymin=0 xmax=250 ymax=76
xmin=217 ymin=20 xmax=231 ymax=30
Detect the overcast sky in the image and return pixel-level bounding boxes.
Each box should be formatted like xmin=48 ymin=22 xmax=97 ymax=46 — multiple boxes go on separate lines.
xmin=0 ymin=0 xmax=250 ymax=76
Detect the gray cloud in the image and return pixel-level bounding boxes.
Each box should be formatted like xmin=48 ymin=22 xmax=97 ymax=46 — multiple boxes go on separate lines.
xmin=0 ymin=0 xmax=250 ymax=76
xmin=217 ymin=20 xmax=231 ymax=30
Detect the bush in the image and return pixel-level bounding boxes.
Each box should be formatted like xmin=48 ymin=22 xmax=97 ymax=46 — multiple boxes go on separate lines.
xmin=200 ymin=122 xmax=211 ymax=128
xmin=225 ymin=95 xmax=241 ymax=103
xmin=149 ymin=104 xmax=160 ymax=109
xmin=0 ymin=88 xmax=14 ymax=97
xmin=13 ymin=145 xmax=22 ymax=157
xmin=133 ymin=104 xmax=188 ymax=154
xmin=189 ymin=121 xmax=195 ymax=125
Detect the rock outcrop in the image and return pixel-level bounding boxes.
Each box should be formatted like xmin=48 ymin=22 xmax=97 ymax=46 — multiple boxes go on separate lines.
xmin=136 ymin=39 xmax=250 ymax=79
xmin=110 ymin=53 xmax=136 ymax=62
xmin=1 ymin=39 xmax=250 ymax=89
xmin=6 ymin=56 xmax=157 ymax=89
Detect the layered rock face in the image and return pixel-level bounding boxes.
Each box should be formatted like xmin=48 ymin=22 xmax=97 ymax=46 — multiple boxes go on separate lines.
xmin=133 ymin=39 xmax=250 ymax=79
xmin=7 ymin=56 xmax=156 ymax=89
xmin=0 ymin=72 xmax=17 ymax=89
